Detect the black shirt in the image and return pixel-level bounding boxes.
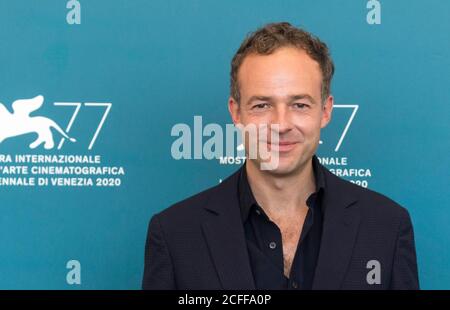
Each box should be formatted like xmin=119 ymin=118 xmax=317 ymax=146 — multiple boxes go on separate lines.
xmin=238 ymin=155 xmax=326 ymax=290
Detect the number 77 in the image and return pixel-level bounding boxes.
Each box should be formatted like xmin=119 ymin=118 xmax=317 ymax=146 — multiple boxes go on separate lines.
xmin=54 ymin=102 xmax=112 ymax=150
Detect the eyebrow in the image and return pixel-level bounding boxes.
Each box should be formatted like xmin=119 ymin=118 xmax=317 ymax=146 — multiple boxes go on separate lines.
xmin=246 ymin=94 xmax=317 ymax=106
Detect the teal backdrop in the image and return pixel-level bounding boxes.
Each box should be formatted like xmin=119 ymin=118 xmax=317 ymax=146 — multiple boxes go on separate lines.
xmin=0 ymin=0 xmax=449 ymax=289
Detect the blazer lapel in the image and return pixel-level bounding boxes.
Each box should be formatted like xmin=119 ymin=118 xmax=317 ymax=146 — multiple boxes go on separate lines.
xmin=312 ymin=169 xmax=361 ymax=289
xmin=201 ymin=170 xmax=255 ymax=290
xmin=200 ymin=162 xmax=361 ymax=290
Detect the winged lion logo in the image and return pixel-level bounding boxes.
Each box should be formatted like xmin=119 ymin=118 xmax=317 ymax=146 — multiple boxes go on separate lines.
xmin=0 ymin=95 xmax=76 ymax=149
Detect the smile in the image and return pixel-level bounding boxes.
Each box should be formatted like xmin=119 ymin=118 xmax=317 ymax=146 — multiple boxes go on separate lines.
xmin=266 ymin=141 xmax=298 ymax=152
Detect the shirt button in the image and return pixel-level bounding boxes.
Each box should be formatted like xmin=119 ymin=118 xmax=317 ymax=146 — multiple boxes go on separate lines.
xmin=255 ymin=209 xmax=261 ymax=215
xmin=269 ymin=241 xmax=277 ymax=249
xmin=292 ymin=281 xmax=298 ymax=289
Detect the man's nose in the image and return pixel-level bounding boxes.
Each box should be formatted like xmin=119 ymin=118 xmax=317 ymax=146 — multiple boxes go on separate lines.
xmin=271 ymin=104 xmax=293 ymax=134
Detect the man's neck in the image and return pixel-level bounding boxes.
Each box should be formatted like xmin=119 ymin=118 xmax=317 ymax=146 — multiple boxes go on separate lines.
xmin=245 ymin=158 xmax=316 ymax=216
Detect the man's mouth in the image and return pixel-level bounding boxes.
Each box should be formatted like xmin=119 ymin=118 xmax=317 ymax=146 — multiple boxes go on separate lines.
xmin=266 ymin=141 xmax=299 ymax=152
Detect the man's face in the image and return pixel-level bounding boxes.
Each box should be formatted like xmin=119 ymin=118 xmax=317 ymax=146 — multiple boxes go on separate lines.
xmin=229 ymin=47 xmax=333 ymax=175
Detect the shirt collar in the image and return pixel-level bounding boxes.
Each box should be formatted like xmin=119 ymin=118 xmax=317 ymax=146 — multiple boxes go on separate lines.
xmin=238 ymin=154 xmax=326 ymax=223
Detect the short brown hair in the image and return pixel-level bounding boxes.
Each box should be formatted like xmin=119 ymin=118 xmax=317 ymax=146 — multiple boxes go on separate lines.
xmin=230 ymin=22 xmax=334 ymax=104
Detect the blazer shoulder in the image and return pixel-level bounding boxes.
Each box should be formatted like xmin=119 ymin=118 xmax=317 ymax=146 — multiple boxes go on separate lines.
xmin=325 ymin=168 xmax=410 ymax=219
xmin=157 ymin=183 xmax=218 ymax=221
xmin=154 ymin=168 xmax=241 ymax=224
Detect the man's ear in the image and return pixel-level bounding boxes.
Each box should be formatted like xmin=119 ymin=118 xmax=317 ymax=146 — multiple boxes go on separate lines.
xmin=228 ymin=97 xmax=240 ymax=125
xmin=320 ymin=95 xmax=333 ymax=129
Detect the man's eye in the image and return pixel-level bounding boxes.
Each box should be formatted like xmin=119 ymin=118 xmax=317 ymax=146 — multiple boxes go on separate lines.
xmin=293 ymin=103 xmax=309 ymax=109
xmin=253 ymin=103 xmax=270 ymax=110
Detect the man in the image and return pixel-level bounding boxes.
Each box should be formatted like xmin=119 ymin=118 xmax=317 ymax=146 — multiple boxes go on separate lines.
xmin=142 ymin=22 xmax=419 ymax=290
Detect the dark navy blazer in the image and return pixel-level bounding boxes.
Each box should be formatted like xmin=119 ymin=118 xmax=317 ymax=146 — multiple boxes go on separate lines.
xmin=142 ymin=160 xmax=419 ymax=290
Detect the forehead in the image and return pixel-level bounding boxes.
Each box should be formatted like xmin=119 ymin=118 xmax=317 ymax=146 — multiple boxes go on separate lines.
xmin=238 ymin=47 xmax=322 ymax=100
